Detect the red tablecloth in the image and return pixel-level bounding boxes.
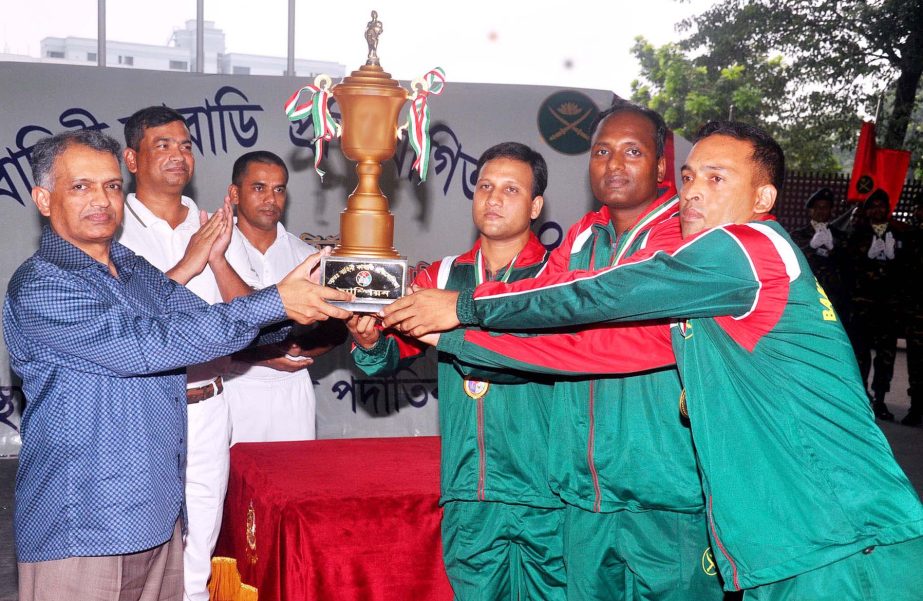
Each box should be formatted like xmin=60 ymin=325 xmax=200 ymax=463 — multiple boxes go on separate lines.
xmin=215 ymin=436 xmax=454 ymax=601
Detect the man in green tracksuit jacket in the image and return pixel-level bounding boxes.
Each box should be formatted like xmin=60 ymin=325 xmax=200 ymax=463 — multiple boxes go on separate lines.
xmin=383 ymin=122 xmax=923 ymax=600
xmin=346 ymin=142 xmax=565 ymax=599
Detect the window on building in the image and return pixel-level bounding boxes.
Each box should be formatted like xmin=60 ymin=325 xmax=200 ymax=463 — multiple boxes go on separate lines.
xmin=169 ymin=60 xmax=188 ymax=71
xmin=232 ymin=66 xmax=250 ymax=75
xmin=46 ymin=51 xmax=65 ymax=58
xmin=119 ymin=55 xmax=134 ymax=66
xmin=87 ymin=52 xmax=97 ymax=62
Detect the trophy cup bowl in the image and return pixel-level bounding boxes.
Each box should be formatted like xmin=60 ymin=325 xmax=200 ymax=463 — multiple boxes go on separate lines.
xmin=318 ymin=64 xmax=410 ymax=312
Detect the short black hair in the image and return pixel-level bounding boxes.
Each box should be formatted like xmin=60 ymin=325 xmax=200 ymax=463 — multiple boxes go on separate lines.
xmin=590 ymin=98 xmax=668 ymax=159
xmin=693 ymin=121 xmax=785 ymax=191
xmin=232 ymin=151 xmax=289 ymax=186
xmin=31 ymin=129 xmax=122 ymax=190
xmin=476 ymin=142 xmax=548 ymax=198
xmin=123 ymin=105 xmax=187 ymax=151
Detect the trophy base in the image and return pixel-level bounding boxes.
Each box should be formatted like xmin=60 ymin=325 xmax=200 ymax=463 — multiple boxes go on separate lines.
xmin=320 ymin=255 xmax=407 ymax=314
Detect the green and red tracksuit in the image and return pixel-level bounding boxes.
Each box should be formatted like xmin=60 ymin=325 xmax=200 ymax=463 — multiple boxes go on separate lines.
xmin=351 ymin=232 xmax=566 ymax=600
xmin=457 ymin=191 xmax=721 ymax=600
xmin=440 ymin=216 xmax=923 ymax=598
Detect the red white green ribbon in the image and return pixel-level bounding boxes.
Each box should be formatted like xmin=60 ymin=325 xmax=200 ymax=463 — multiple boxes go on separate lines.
xmin=284 ymin=75 xmax=340 ymax=179
xmin=404 ymin=67 xmax=446 ymax=182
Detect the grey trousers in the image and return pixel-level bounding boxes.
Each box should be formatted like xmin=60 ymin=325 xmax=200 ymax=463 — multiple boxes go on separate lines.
xmin=18 ymin=521 xmax=183 ymax=601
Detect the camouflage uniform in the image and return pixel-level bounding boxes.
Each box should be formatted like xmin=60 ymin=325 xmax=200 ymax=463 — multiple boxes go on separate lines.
xmin=791 ymin=189 xmax=850 ymax=323
xmin=844 ymin=218 xmax=907 ymax=416
xmin=790 ymin=222 xmax=848 ymax=322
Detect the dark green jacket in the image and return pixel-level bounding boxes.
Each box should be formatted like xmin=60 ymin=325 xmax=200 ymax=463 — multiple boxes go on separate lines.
xmin=352 ymin=233 xmax=562 ymax=508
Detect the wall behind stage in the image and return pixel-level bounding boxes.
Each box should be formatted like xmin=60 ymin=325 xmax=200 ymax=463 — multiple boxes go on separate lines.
xmin=0 ymin=62 xmax=691 ymax=455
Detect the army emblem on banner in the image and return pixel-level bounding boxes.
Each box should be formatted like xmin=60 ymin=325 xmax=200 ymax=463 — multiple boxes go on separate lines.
xmin=855 ymin=175 xmax=874 ymax=195
xmin=537 ymin=90 xmax=600 ymax=155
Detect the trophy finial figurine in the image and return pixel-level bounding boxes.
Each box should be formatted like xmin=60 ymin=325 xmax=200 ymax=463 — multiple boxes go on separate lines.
xmin=365 ymin=11 xmax=383 ymax=66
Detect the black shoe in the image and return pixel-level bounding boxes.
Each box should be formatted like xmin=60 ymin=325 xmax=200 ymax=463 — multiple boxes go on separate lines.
xmin=900 ymin=411 xmax=922 ymax=426
xmin=872 ymin=402 xmax=894 ymax=421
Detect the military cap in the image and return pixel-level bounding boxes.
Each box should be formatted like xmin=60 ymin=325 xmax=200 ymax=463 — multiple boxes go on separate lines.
xmin=805 ymin=187 xmax=835 ymax=209
xmin=863 ymin=188 xmax=890 ymax=211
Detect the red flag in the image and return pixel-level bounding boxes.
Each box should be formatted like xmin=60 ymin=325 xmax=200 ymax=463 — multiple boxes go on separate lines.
xmin=662 ymin=129 xmax=677 ymax=196
xmin=847 ymin=121 xmax=911 ymax=212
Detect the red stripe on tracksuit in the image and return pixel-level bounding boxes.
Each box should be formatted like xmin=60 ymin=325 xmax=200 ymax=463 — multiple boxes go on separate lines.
xmin=460 ymin=323 xmax=675 ymax=376
xmin=713 ymin=225 xmax=790 ymax=352
xmin=708 ymin=495 xmax=741 ymax=590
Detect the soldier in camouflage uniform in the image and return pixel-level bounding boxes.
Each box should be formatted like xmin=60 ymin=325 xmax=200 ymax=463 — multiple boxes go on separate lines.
xmin=844 ymin=189 xmax=907 ymax=420
xmin=901 ymin=194 xmax=923 ymax=426
xmin=790 ymin=187 xmax=849 ymax=321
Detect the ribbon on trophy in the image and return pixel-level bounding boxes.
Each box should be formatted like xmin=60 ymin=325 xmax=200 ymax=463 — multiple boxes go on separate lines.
xmin=284 ymin=75 xmax=341 ymax=179
xmin=402 ymin=67 xmax=446 ymax=182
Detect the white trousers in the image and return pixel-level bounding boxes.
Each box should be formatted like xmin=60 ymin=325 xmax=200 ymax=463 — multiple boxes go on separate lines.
xmin=183 ymin=393 xmax=231 ymax=601
xmin=225 ymin=371 xmax=316 ymax=444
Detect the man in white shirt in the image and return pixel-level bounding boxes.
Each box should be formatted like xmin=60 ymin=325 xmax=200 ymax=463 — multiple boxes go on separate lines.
xmin=117 ymin=106 xmax=260 ymax=601
xmin=223 ymin=151 xmax=346 ymax=443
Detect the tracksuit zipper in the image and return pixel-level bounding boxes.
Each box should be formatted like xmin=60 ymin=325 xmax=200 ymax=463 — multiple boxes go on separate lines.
xmin=477 ymin=398 xmax=486 ymax=501
xmin=588 ymin=380 xmax=602 ymax=512
xmin=473 ymin=258 xmax=519 ymax=503
xmin=586 ymin=227 xmax=628 ymax=512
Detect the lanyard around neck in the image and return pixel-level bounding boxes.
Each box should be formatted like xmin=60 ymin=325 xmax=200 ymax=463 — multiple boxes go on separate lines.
xmin=475 ymin=248 xmax=521 ymax=286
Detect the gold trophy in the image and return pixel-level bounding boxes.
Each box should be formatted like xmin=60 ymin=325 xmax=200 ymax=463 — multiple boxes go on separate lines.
xmin=316 ymin=11 xmax=411 ymax=312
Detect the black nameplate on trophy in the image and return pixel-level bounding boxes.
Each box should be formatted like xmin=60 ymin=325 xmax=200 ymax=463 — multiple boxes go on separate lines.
xmin=319 ymin=255 xmax=407 ymax=313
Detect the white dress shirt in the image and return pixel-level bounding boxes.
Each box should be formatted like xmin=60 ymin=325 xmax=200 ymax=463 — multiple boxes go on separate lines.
xmin=224 ymin=222 xmax=319 ymax=443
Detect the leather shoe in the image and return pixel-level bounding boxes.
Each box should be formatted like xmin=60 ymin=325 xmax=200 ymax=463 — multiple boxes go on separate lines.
xmin=872 ymin=402 xmax=894 ymax=421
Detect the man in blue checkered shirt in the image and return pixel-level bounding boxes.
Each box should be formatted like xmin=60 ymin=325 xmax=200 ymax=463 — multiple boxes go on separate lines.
xmin=2 ymin=129 xmax=351 ymax=601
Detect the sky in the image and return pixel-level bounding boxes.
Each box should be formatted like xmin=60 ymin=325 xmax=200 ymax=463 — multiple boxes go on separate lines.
xmin=0 ymin=0 xmax=716 ymax=97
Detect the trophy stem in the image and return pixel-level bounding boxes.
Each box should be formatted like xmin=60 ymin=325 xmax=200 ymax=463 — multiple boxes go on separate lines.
xmin=336 ymin=158 xmax=400 ymax=259
xmin=350 ymin=160 xmax=387 ymax=211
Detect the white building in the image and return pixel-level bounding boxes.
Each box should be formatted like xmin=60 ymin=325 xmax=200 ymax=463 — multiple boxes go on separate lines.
xmin=32 ymin=20 xmax=344 ymax=78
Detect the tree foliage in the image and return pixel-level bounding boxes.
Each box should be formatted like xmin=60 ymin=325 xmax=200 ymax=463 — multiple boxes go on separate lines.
xmin=632 ymin=0 xmax=923 ymax=173
xmin=629 ymin=37 xmax=841 ymax=170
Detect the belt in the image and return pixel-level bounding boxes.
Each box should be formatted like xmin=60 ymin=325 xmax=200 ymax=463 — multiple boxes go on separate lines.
xmin=186 ymin=376 xmax=224 ymax=405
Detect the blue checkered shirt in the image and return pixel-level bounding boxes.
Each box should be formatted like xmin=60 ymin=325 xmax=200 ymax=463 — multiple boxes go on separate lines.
xmin=3 ymin=227 xmax=287 ymax=562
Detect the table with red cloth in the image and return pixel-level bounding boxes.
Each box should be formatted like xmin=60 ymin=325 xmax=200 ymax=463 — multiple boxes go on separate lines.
xmin=214 ymin=436 xmax=454 ymax=601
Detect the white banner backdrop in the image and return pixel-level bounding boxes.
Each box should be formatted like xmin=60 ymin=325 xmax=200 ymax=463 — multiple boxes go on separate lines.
xmin=0 ymin=62 xmax=690 ymax=455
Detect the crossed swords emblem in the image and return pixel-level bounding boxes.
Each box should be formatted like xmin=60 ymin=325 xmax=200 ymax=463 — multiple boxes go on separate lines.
xmin=856 ymin=175 xmax=875 ymax=195
xmin=547 ymin=104 xmax=594 ymax=142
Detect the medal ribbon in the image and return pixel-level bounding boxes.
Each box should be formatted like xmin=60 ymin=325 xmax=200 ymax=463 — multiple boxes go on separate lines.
xmin=404 ymin=67 xmax=446 ymax=183
xmin=475 ymin=248 xmax=521 ymax=286
xmin=284 ymin=76 xmax=341 ymax=180
xmin=610 ymin=195 xmax=679 ymax=266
